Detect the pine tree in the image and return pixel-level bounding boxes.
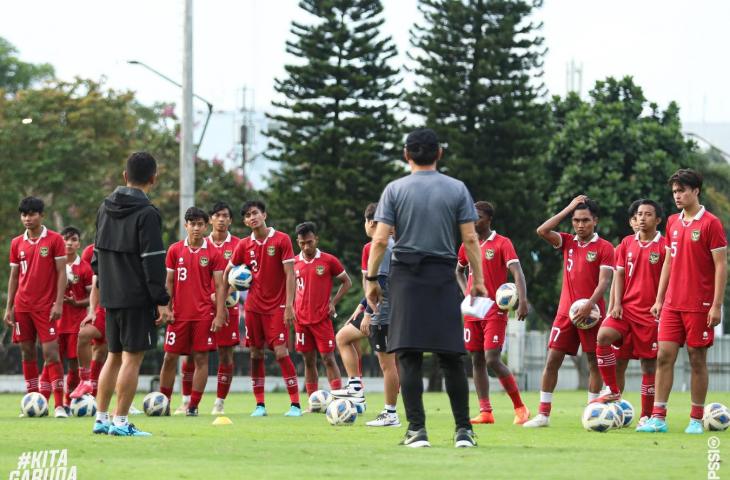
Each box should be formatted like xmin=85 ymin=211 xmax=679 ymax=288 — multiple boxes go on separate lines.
xmin=265 ymin=0 xmax=403 ymax=271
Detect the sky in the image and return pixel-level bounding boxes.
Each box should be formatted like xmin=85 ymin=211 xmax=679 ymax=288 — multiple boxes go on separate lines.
xmin=3 ymin=0 xmax=729 ymax=185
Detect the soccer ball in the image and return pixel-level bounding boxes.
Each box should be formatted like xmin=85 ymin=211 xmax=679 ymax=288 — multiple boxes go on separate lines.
xmin=21 ymin=392 xmax=48 ymax=418
xmin=225 ymin=290 xmax=240 ymax=308
xmin=569 ymin=299 xmax=601 ymax=329
xmin=495 ymin=283 xmax=518 ymax=311
xmin=616 ymin=399 xmax=634 ymax=427
xmin=703 ymin=403 xmax=730 ymax=431
xmin=354 ymin=401 xmax=367 ymax=415
xmin=70 ymin=394 xmax=97 ymax=417
xmin=228 ymin=265 xmax=253 ymax=291
xmin=308 ymin=390 xmax=333 ymax=413
xmin=581 ymin=403 xmax=615 ymax=432
xmin=608 ymin=402 xmax=625 ymax=429
xmin=326 ymin=399 xmax=357 ymax=426
xmin=143 ymin=392 xmax=169 ymax=417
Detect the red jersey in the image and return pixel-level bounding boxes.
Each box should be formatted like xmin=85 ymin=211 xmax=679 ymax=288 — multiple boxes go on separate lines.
xmin=230 ymin=228 xmax=295 ymax=314
xmin=208 ymin=232 xmax=241 ymax=311
xmin=166 ymin=238 xmax=226 ymax=321
xmin=294 ymin=249 xmax=346 ymax=325
xmin=59 ymin=256 xmax=94 ymax=333
xmin=556 ymin=232 xmax=615 ymax=317
xmin=361 ymin=242 xmax=371 ymax=273
xmin=665 ymin=207 xmax=727 ymax=313
xmin=9 ymin=226 xmax=66 ymax=312
xmin=457 ymin=231 xmax=519 ymax=321
xmin=616 ymin=232 xmax=667 ymax=325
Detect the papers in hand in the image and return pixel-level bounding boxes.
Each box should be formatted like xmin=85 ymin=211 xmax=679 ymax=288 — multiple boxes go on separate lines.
xmin=461 ymin=295 xmax=494 ymax=320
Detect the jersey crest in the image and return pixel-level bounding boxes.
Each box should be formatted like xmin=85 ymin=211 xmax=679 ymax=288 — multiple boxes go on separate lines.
xmin=316 ymin=265 xmax=325 ymax=276
xmin=691 ymin=229 xmax=701 ymax=242
xmin=200 ymin=256 xmax=209 ymax=267
xmin=586 ymin=251 xmax=597 ymax=262
xmin=224 ymin=250 xmax=233 ymax=259
xmin=649 ymin=252 xmax=660 ymax=264
xmin=267 ymin=246 xmax=276 ymax=256
xmin=485 ymin=249 xmax=495 ymax=260
xmin=40 ymin=247 xmax=49 ymax=257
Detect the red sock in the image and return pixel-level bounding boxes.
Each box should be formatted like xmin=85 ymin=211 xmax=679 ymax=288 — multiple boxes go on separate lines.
xmin=305 ymin=382 xmax=318 ymax=397
xmin=499 ymin=374 xmax=524 ymax=408
xmin=277 ymin=357 xmax=299 ymax=404
xmin=217 ymin=363 xmax=234 ymax=400
xmin=539 ymin=402 xmax=551 ymax=416
xmin=189 ymin=390 xmax=203 ymax=409
xmin=39 ymin=365 xmax=51 ymax=399
xmin=47 ymin=361 xmax=65 ymax=409
xmin=690 ymin=404 xmax=704 ymax=420
xmin=652 ymin=403 xmax=667 ymax=420
xmin=329 ymin=378 xmax=342 ymax=390
xmin=79 ymin=367 xmax=90 ymax=382
xmin=90 ymin=360 xmax=103 ymax=396
xmin=251 ymin=358 xmax=265 ymax=404
xmin=595 ymin=344 xmax=619 ymax=394
xmin=65 ymin=368 xmax=80 ymax=405
xmin=479 ymin=397 xmax=493 ymax=413
xmin=182 ymin=360 xmax=195 ymax=397
xmin=640 ymin=374 xmax=655 ymax=418
xmin=22 ymin=361 xmax=39 ymax=393
xmin=160 ymin=386 xmax=173 ymax=401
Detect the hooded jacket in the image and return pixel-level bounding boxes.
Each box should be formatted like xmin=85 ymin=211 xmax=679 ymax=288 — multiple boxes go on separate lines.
xmin=92 ymin=186 xmax=170 ymax=309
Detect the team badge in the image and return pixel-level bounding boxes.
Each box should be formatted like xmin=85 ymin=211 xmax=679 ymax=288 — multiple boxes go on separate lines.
xmin=200 ymin=257 xmax=209 ymax=267
xmin=691 ymin=229 xmax=701 ymax=242
xmin=316 ymin=265 xmax=325 ymax=276
xmin=224 ymin=250 xmax=232 ymax=259
xmin=39 ymin=247 xmax=49 ymax=257
xmin=267 ymin=246 xmax=276 ymax=256
xmin=586 ymin=251 xmax=597 ymax=262
xmin=649 ymin=252 xmax=660 ymax=264
xmin=485 ymin=249 xmax=495 ymax=260
xmin=72 ymin=274 xmax=80 ymax=284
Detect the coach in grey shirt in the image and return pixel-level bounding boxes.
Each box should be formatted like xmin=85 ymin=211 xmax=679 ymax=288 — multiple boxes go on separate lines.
xmin=366 ymin=128 xmax=487 ymax=448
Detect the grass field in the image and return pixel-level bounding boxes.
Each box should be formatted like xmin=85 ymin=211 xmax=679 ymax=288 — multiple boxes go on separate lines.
xmin=0 ymin=390 xmax=726 ymax=479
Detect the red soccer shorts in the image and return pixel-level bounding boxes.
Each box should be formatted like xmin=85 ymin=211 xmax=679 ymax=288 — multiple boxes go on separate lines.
xmin=658 ymin=308 xmax=714 ymax=348
xmin=58 ymin=332 xmax=79 ymax=360
xmin=463 ymin=311 xmax=508 ymax=352
xmin=602 ymin=314 xmax=658 ymax=359
xmin=164 ymin=319 xmax=216 ymax=354
xmin=294 ymin=319 xmax=336 ymax=353
xmin=244 ymin=308 xmax=288 ymax=350
xmin=215 ymin=306 xmax=241 ymax=348
xmin=91 ymin=307 xmax=107 ymax=346
xmin=12 ymin=309 xmax=57 ymax=344
xmin=548 ymin=313 xmax=600 ymax=356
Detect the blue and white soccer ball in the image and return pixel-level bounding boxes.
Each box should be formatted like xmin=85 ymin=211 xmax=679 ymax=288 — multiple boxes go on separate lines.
xmin=225 ymin=290 xmax=240 ymax=308
xmin=70 ymin=394 xmax=97 ymax=417
xmin=228 ymin=265 xmax=253 ymax=291
xmin=495 ymin=283 xmax=518 ymax=311
xmin=308 ymin=390 xmax=333 ymax=413
xmin=569 ymin=299 xmax=601 ymax=330
xmin=608 ymin=402 xmax=625 ymax=429
xmin=354 ymin=401 xmax=367 ymax=415
xmin=326 ymin=398 xmax=357 ymax=426
xmin=703 ymin=403 xmax=730 ymax=431
xmin=581 ymin=403 xmax=615 ymax=432
xmin=616 ymin=399 xmax=634 ymax=427
xmin=143 ymin=392 xmax=169 ymax=417
xmin=21 ymin=392 xmax=48 ymax=418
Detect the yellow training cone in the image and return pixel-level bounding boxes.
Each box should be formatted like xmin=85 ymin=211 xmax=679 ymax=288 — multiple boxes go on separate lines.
xmin=212 ymin=416 xmax=233 ymax=426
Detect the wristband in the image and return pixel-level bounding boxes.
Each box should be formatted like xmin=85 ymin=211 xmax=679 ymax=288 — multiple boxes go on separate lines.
xmin=365 ymin=275 xmax=379 ymax=281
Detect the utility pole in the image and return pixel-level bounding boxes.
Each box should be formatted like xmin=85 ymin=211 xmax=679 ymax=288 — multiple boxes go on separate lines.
xmin=180 ymin=0 xmax=194 ymax=238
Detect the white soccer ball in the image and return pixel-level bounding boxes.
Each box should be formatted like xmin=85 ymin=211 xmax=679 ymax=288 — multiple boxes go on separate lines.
xmin=21 ymin=392 xmax=48 ymax=418
xmin=703 ymin=403 xmax=730 ymax=431
xmin=608 ymin=402 xmax=625 ymax=429
xmin=70 ymin=394 xmax=97 ymax=417
xmin=569 ymin=299 xmax=601 ymax=329
xmin=228 ymin=265 xmax=253 ymax=291
xmin=225 ymin=290 xmax=240 ymax=308
xmin=326 ymin=398 xmax=357 ymax=426
xmin=581 ymin=403 xmax=615 ymax=432
xmin=308 ymin=390 xmax=333 ymax=413
xmin=616 ymin=399 xmax=634 ymax=427
xmin=495 ymin=283 xmax=518 ymax=311
xmin=143 ymin=392 xmax=169 ymax=417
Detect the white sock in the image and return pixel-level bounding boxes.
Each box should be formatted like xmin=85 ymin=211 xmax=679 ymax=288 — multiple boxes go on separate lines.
xmin=539 ymin=391 xmax=553 ymax=404
xmin=588 ymin=392 xmax=600 ymax=402
xmin=385 ymin=404 xmax=396 ymax=413
xmin=113 ymin=415 xmax=128 ymax=427
xmin=96 ymin=411 xmax=109 ymax=423
xmin=215 ymin=398 xmax=224 ymax=405
xmin=183 ymin=395 xmax=191 ymax=405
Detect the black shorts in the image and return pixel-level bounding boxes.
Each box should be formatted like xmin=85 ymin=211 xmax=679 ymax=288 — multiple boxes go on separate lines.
xmin=350 ymin=312 xmax=363 ymax=330
xmin=369 ymin=324 xmax=389 ymax=353
xmin=106 ymin=306 xmax=158 ymax=353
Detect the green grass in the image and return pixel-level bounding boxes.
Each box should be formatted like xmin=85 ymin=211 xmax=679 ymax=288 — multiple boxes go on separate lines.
xmin=0 ymin=391 xmax=726 ymax=479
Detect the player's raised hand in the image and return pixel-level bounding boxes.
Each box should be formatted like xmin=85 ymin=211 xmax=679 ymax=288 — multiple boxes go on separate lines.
xmin=650 ymin=300 xmax=662 ymax=320
xmin=708 ymin=304 xmax=722 ymax=328
xmin=49 ymin=302 xmax=62 ymax=321
xmin=3 ymin=307 xmax=14 ymax=328
xmin=568 ymin=195 xmax=588 ymax=209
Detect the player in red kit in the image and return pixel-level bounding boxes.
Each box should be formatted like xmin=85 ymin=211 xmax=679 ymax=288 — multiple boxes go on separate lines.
xmin=456 ymin=201 xmax=530 ymax=425
xmin=4 ymin=197 xmax=68 ymax=417
xmin=595 ymin=200 xmax=665 ymax=426
xmin=524 ymin=196 xmax=614 ymax=428
xmin=159 ymin=207 xmax=228 ymax=416
xmin=293 ymin=222 xmax=351 ymax=402
xmin=224 ymin=200 xmax=301 ymax=417
xmin=639 ymin=169 xmax=727 ymax=434
xmin=57 ymin=227 xmax=93 ymax=407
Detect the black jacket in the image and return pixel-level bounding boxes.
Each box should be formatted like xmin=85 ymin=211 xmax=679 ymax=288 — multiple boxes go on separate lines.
xmin=92 ymin=186 xmax=170 ymax=309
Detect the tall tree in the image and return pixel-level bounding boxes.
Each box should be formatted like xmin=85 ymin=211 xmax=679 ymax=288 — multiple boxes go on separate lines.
xmin=0 ymin=37 xmax=54 ymax=93
xmin=265 ymin=0 xmax=403 ymax=273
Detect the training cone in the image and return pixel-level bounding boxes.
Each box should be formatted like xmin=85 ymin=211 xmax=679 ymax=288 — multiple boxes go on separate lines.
xmin=212 ymin=416 xmax=233 ymax=426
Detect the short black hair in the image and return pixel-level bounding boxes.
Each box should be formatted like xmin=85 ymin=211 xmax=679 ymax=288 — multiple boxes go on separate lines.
xmin=405 ymin=128 xmax=440 ymax=166
xmin=627 ymin=199 xmax=642 ymax=218
xmin=668 ymin=168 xmax=702 ymax=194
xmin=126 ymin=151 xmax=157 ymax=185
xmin=573 ymin=199 xmax=599 ymax=218
xmin=475 ymin=201 xmax=495 ymax=219
xmin=18 ymin=196 xmax=44 ymax=214
xmin=209 ymin=201 xmax=233 ymax=219
xmin=364 ymin=203 xmax=378 ymax=221
xmin=184 ymin=206 xmax=209 ymax=223
xmin=635 ymin=199 xmax=664 ymax=220
xmin=60 ymin=226 xmax=81 ymax=239
xmin=241 ymin=200 xmax=266 ymax=216
xmin=295 ymin=222 xmax=317 ymax=237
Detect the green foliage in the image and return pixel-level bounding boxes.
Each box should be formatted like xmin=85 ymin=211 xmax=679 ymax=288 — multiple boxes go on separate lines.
xmin=0 ymin=37 xmax=54 ymax=93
